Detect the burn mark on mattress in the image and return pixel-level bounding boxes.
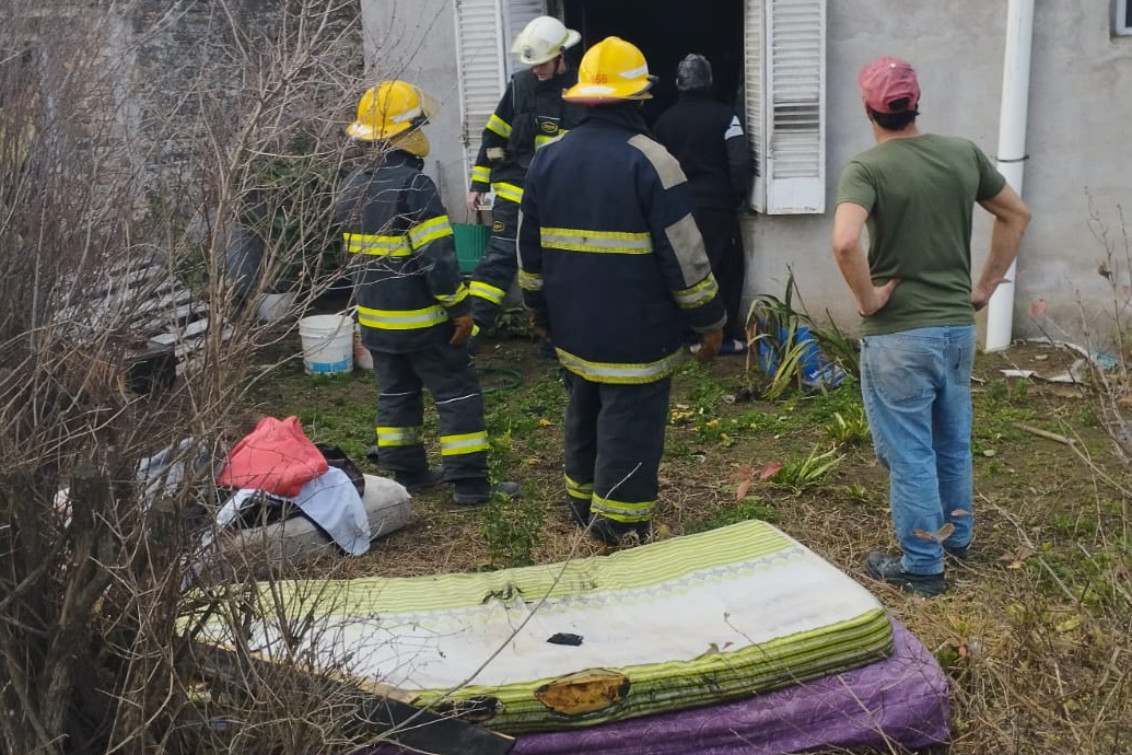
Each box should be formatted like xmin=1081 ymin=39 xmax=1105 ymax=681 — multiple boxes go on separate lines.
xmin=534 ymin=669 xmax=630 ymax=716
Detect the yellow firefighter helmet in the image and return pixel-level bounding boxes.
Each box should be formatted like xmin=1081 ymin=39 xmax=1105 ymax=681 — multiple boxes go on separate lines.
xmin=347 ymin=80 xmax=439 ymax=141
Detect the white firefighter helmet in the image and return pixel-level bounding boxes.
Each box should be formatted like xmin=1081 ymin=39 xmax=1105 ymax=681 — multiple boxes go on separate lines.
xmin=511 ymin=16 xmax=581 ymax=66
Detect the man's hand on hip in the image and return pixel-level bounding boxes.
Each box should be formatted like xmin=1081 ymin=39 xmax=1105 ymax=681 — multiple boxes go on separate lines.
xmin=971 ymin=278 xmax=1011 ymax=312
xmin=857 ymin=279 xmax=900 ymax=317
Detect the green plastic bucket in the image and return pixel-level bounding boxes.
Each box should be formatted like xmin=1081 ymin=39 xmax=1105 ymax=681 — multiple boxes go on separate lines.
xmin=453 ymin=223 xmax=489 ymax=274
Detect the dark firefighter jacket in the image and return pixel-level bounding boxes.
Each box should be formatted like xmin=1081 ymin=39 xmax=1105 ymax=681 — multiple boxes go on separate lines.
xmin=653 ymin=91 xmax=755 ymax=210
xmin=335 ymin=150 xmax=470 ymax=354
xmin=469 ymin=67 xmax=583 ymax=205
xmin=517 ymin=105 xmax=727 ymax=384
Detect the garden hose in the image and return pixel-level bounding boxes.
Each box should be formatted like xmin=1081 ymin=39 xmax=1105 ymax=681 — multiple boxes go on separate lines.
xmin=476 ymin=365 xmax=524 ymax=394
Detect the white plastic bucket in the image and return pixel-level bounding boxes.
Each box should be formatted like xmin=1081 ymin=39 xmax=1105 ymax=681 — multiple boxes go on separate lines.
xmin=298 ymin=314 xmax=354 ymax=375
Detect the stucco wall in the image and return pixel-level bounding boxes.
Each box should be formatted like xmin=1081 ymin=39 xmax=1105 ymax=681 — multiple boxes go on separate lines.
xmin=359 ymin=0 xmax=469 ymax=217
xmin=359 ymin=0 xmax=1132 ymax=346
xmin=752 ymin=1 xmax=1132 ymax=347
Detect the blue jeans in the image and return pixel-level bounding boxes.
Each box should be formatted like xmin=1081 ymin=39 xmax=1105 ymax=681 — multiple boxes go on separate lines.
xmin=860 ymin=325 xmax=975 ymax=575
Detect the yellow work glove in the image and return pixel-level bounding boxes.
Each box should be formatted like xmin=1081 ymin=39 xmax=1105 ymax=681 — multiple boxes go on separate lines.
xmin=450 ymin=314 xmax=475 ymax=346
xmin=696 ymin=329 xmax=723 ymax=364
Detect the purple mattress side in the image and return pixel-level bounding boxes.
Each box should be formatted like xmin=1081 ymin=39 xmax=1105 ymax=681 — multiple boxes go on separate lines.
xmin=511 ymin=619 xmax=950 ymax=755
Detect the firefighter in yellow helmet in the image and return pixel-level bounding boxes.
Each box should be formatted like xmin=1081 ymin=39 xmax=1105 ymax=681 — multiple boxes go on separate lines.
xmin=517 ymin=38 xmax=725 ymax=544
xmin=336 ymin=81 xmax=518 ymax=504
xmin=465 ymin=16 xmax=583 ymax=354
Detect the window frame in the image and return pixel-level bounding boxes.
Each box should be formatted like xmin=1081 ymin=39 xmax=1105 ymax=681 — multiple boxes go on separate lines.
xmin=744 ymin=0 xmax=827 ymax=215
xmin=1117 ymin=0 xmax=1132 ymax=36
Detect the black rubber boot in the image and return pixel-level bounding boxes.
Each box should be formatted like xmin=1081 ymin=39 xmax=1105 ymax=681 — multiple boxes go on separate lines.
xmin=588 ymin=515 xmax=650 ymax=546
xmin=566 ymin=497 xmax=591 ymax=528
xmin=452 ymin=479 xmax=521 ymax=506
xmin=394 ymin=467 xmax=445 ymax=493
xmin=864 ymin=552 xmax=946 ymax=597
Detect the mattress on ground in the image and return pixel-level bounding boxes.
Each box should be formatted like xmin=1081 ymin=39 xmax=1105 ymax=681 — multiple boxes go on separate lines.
xmin=512 ymin=618 xmax=950 ymax=754
xmin=194 ymin=520 xmax=893 ymax=733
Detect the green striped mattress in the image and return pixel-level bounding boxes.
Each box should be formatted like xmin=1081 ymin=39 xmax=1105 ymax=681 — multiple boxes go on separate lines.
xmin=192 ymin=520 xmax=893 ymax=733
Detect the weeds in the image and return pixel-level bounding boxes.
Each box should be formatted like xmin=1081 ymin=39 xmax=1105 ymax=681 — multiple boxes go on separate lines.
xmin=768 ymin=446 xmax=844 ymax=493
xmin=479 ymin=497 xmax=546 ymax=568
xmin=825 ymin=406 xmax=870 ymax=446
xmin=687 ymin=497 xmax=779 ymax=533
xmin=743 ymin=271 xmax=858 ymax=400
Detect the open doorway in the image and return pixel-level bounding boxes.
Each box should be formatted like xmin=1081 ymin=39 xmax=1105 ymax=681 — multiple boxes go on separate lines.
xmin=559 ymin=0 xmax=744 ymax=124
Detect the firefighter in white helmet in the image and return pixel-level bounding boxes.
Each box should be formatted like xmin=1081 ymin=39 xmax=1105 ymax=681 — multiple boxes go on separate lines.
xmin=465 ymin=16 xmax=583 ymax=352
xmin=335 ymin=81 xmax=518 ymax=505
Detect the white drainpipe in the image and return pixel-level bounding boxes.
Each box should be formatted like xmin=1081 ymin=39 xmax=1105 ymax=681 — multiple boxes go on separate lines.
xmin=984 ymin=0 xmax=1035 ymax=352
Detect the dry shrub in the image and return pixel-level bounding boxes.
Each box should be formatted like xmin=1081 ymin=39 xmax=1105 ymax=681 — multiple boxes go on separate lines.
xmin=0 ymin=2 xmax=424 ymax=753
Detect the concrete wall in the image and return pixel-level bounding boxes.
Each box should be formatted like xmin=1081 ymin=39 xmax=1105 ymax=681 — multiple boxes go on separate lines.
xmin=359 ymin=0 xmax=1132 ymax=346
xmin=751 ymin=1 xmax=1132 ymax=347
xmin=359 ymin=0 xmax=470 ymax=217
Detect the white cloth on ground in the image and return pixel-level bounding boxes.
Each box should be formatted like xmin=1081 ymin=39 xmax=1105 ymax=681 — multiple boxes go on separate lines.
xmin=217 ymin=466 xmax=371 ymax=555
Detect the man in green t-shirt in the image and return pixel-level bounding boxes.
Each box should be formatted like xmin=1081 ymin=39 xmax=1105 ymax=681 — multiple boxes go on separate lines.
xmin=832 ymin=57 xmax=1031 ymax=597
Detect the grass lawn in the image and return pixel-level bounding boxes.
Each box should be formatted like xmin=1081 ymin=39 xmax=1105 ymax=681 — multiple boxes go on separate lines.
xmin=244 ymin=330 xmax=1132 ymax=754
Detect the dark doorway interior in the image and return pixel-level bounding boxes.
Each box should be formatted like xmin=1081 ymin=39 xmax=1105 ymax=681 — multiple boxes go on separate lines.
xmin=561 ymin=0 xmax=744 ymax=124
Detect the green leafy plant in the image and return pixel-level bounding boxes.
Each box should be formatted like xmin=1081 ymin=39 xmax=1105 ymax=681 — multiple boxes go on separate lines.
xmin=825 ymin=406 xmax=870 ymax=446
xmin=744 ymin=271 xmax=858 ymax=400
xmin=765 ymin=446 xmax=844 ymax=493
xmin=479 ymin=496 xmax=545 ymax=568
xmin=494 ymin=305 xmax=538 ymax=339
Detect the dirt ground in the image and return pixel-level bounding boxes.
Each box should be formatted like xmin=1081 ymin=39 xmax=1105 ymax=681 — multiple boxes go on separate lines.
xmin=245 ymin=334 xmax=1132 ymax=754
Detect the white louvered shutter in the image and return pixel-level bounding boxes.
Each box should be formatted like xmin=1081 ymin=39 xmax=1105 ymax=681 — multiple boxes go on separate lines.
xmin=743 ymin=0 xmax=767 ymax=212
xmin=746 ymin=0 xmax=826 ymax=214
xmin=454 ymin=0 xmax=507 ymax=187
xmin=502 ymin=0 xmax=545 ymax=78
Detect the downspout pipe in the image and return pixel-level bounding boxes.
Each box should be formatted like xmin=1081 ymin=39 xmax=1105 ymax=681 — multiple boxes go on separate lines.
xmin=984 ymin=0 xmax=1035 ymax=351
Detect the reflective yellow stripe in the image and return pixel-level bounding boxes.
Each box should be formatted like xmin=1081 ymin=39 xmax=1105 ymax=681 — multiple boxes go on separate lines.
xmin=534 ymin=130 xmax=566 ymax=149
xmin=357 ymin=304 xmax=448 ymax=330
xmin=469 ymin=280 xmax=506 ymax=304
xmin=376 ymin=426 xmax=423 ymax=447
xmin=344 ymin=232 xmax=412 ymax=257
xmin=555 ymin=346 xmax=683 ymax=385
xmin=435 ymin=284 xmax=469 ymax=307
xmin=471 ymin=165 xmax=491 ymax=184
xmin=486 ymin=113 xmax=512 ymax=139
xmin=440 ymin=431 xmax=489 ymax=456
xmin=592 ymin=494 xmax=654 ymax=523
xmin=408 ymin=215 xmax=453 ymax=249
xmin=518 ymin=269 xmax=543 ymax=292
xmin=492 ymin=182 xmax=523 ymax=203
xmin=673 ymin=274 xmax=720 ymax=310
xmin=565 ymin=474 xmax=593 ymax=501
xmin=540 ymin=227 xmax=653 ymax=255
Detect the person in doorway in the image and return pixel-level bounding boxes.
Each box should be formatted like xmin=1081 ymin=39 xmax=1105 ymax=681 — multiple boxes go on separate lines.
xmin=466 ymin=16 xmax=583 ymax=355
xmin=654 ymin=53 xmax=753 ymax=355
xmin=336 ymin=80 xmax=518 ymax=505
xmin=518 ymin=37 xmax=726 ymax=545
xmin=832 ymin=57 xmax=1031 ymax=596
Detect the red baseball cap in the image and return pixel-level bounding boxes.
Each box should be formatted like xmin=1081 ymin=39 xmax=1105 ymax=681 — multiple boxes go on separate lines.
xmin=858 ymin=57 xmax=920 ymax=114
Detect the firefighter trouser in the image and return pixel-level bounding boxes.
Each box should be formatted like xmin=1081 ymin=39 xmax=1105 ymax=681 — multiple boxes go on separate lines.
xmin=694 ymin=207 xmax=746 ymax=342
xmin=470 ymin=195 xmax=520 ymax=330
xmin=370 ymin=343 xmax=489 ymax=482
xmin=563 ymin=372 xmax=671 ymax=525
